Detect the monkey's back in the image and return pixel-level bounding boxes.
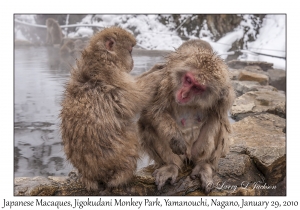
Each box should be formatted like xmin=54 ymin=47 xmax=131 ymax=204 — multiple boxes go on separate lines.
xmin=60 ymin=76 xmax=139 ymax=184
xmin=46 ymin=18 xmax=63 ymax=45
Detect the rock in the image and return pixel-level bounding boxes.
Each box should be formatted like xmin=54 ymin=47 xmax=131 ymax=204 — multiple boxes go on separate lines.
xmin=244 ymin=66 xmax=270 ymax=77
xmin=14 ymin=176 xmax=58 ymax=196
xmin=14 ymin=145 xmax=284 ymax=196
xmin=267 ymin=69 xmax=286 ymax=92
xmin=229 ymin=69 xmax=242 ymax=80
xmin=15 ymin=39 xmax=33 ymax=47
xmin=268 ymin=177 xmax=286 ymax=196
xmin=238 ymin=70 xmax=269 ymax=85
xmin=227 ymin=60 xmax=273 ymax=71
xmin=231 ymin=90 xmax=286 ymax=120
xmin=14 ymin=157 xmax=267 ymax=196
xmin=14 ymin=114 xmax=286 ymax=196
xmin=244 ymin=65 xmax=263 ymax=71
xmin=232 ymin=80 xmax=277 ymax=97
xmin=230 ymin=113 xmax=286 ymax=186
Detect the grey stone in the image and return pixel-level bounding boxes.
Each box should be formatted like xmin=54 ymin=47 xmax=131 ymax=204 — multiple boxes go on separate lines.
xmin=230 ymin=113 xmax=286 ymax=186
xmin=267 ymin=69 xmax=286 ymax=92
xmin=227 ymin=60 xmax=273 ymax=71
xmin=231 ymin=90 xmax=286 ymax=120
xmin=232 ymin=80 xmax=277 ymax=97
xmin=238 ymin=70 xmax=269 ymax=85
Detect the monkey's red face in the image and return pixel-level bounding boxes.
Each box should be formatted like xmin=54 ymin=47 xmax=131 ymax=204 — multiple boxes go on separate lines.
xmin=176 ymin=72 xmax=206 ymax=105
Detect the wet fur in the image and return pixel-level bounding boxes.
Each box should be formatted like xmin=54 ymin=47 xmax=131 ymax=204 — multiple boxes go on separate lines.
xmin=60 ymin=27 xmax=146 ymax=191
xmin=46 ymin=18 xmax=63 ymax=45
xmin=137 ymin=40 xmax=235 ymax=193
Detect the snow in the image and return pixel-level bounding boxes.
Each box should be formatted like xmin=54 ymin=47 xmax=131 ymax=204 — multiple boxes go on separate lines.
xmin=15 ymin=14 xmax=286 ymax=69
xmin=243 ymin=15 xmax=286 ymax=69
xmin=68 ymin=27 xmax=94 ymax=38
xmin=214 ymin=29 xmax=244 ymax=59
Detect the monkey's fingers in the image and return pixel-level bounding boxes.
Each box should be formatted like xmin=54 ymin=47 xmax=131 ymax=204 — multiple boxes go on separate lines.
xmin=157 ymin=176 xmax=168 ymax=190
xmin=190 ymin=164 xmax=201 ymax=180
xmin=190 ymin=164 xmax=213 ymax=194
xmin=200 ymin=173 xmax=214 ymax=194
xmin=170 ymin=174 xmax=177 ymax=185
xmin=203 ymin=181 xmax=213 ymax=194
xmin=152 ymin=169 xmax=159 ymax=177
xmin=153 ymin=165 xmax=179 ymax=190
xmin=190 ymin=172 xmax=199 ymax=180
xmin=153 ymin=171 xmax=168 ymax=190
xmin=170 ymin=137 xmax=187 ymax=155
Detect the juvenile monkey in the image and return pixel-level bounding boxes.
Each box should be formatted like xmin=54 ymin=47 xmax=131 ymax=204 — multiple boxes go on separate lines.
xmin=60 ymin=27 xmax=146 ymax=190
xmin=46 ymin=18 xmax=63 ymax=46
xmin=137 ymin=39 xmax=235 ymax=194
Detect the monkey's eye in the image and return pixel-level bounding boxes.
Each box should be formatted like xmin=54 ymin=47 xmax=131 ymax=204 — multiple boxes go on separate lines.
xmin=193 ymin=85 xmax=205 ymax=93
xmin=194 ymin=86 xmax=201 ymax=91
xmin=185 ymin=76 xmax=192 ymax=84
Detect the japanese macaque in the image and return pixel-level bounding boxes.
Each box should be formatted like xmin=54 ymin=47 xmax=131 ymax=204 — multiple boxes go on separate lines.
xmin=60 ymin=27 xmax=147 ymax=191
xmin=59 ymin=40 xmax=76 ymax=70
xmin=59 ymin=39 xmax=88 ymax=70
xmin=137 ymin=39 xmax=235 ymax=194
xmin=46 ymin=18 xmax=64 ymax=46
xmin=60 ymin=40 xmax=75 ymax=58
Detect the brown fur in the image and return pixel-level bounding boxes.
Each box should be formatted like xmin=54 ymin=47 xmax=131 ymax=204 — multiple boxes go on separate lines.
xmin=137 ymin=39 xmax=235 ymax=193
xmin=46 ymin=18 xmax=63 ymax=45
xmin=178 ymin=39 xmax=213 ymax=52
xmin=60 ymin=27 xmax=146 ymax=191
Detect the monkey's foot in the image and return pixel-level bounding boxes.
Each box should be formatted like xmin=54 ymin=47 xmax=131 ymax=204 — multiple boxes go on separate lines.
xmin=106 ymin=170 xmax=134 ymax=188
xmin=80 ymin=177 xmax=99 ymax=191
xmin=170 ymin=137 xmax=187 ymax=155
xmin=152 ymin=164 xmax=179 ymax=190
xmin=190 ymin=163 xmax=213 ymax=194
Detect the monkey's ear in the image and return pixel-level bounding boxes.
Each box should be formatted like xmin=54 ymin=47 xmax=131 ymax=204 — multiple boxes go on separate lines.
xmin=105 ymin=38 xmax=116 ymax=51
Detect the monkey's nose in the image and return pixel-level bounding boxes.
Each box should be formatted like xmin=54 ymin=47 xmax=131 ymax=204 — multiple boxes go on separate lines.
xmin=182 ymin=91 xmax=188 ymax=99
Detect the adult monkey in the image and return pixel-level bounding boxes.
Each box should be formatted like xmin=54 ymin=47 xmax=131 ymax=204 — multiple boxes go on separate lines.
xmin=137 ymin=39 xmax=235 ymax=194
xmin=60 ymin=27 xmax=147 ymax=191
xmin=46 ymin=18 xmax=64 ymax=46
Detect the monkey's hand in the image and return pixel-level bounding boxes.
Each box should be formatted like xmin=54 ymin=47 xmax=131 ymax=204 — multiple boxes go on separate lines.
xmin=152 ymin=164 xmax=179 ymax=190
xmin=190 ymin=163 xmax=214 ymax=194
xmin=170 ymin=136 xmax=187 ymax=155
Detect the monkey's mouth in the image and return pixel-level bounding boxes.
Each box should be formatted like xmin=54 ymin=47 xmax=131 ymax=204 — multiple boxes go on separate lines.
xmin=176 ymin=86 xmax=206 ymax=104
xmin=177 ymin=95 xmax=191 ymax=104
xmin=176 ymin=91 xmax=192 ymax=104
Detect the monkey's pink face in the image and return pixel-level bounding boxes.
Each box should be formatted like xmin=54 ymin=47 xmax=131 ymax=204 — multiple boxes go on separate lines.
xmin=176 ymin=72 xmax=206 ymax=105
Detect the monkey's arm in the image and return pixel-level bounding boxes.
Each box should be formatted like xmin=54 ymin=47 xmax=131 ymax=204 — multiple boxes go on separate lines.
xmin=136 ymin=63 xmax=166 ymax=80
xmin=190 ymin=115 xmax=231 ymax=194
xmin=138 ymin=114 xmax=184 ymax=190
xmin=150 ymin=111 xmax=187 ymax=155
xmin=135 ymin=66 xmax=165 ymax=105
xmin=46 ymin=31 xmax=50 ymax=44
